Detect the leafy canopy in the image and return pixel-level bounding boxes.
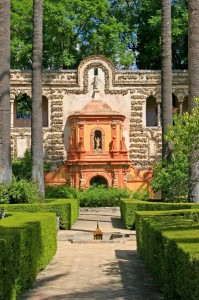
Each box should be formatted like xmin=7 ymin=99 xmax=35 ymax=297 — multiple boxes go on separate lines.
xmin=11 ymin=0 xmax=188 ymax=70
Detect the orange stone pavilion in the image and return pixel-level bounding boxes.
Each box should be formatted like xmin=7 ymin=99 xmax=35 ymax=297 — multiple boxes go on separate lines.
xmin=66 ymin=96 xmax=131 ymax=189
xmin=45 ymin=80 xmax=153 ymax=194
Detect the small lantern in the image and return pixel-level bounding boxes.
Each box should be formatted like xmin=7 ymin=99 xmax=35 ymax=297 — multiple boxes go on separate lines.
xmin=1 ymin=208 xmax=5 ymax=219
xmin=93 ymin=221 xmax=103 ymax=240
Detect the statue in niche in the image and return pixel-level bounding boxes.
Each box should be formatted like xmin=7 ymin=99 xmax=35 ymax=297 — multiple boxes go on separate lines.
xmin=93 ymin=76 xmax=100 ymax=91
xmin=94 ymin=130 xmax=102 ymax=152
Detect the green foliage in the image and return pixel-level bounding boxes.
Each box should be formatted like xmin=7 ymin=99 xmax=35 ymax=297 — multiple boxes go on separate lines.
xmin=12 ymin=149 xmax=52 ymax=180
xmin=0 ymin=198 xmax=79 ymax=229
xmin=130 ymin=190 xmax=149 ymax=201
xmin=0 ymin=179 xmax=42 ymax=204
xmin=45 ymin=184 xmax=130 ymax=207
xmin=135 ymin=209 xmax=199 ymax=300
xmin=16 ymin=93 xmax=31 ymax=115
xmin=8 ymin=179 xmax=42 ymax=204
xmin=45 ymin=185 xmax=78 ymax=199
xmin=151 ymin=99 xmax=199 ymax=202
xmin=136 ymin=0 xmax=188 ymax=69
xmin=11 ymin=0 xmax=135 ymax=69
xmin=0 ymin=184 xmax=10 ymax=204
xmin=12 ymin=149 xmax=32 ymax=180
xmin=120 ymin=199 xmax=199 ymax=229
xmin=10 ymin=0 xmax=188 ymax=70
xmin=78 ymin=186 xmax=130 ymax=207
xmin=0 ymin=212 xmax=57 ymax=300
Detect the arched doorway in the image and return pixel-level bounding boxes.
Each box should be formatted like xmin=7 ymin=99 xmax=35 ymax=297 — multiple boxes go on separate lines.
xmin=90 ymin=175 xmax=108 ymax=187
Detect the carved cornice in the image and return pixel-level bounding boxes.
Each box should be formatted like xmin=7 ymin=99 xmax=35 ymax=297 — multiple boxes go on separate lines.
xmin=10 ymin=56 xmax=188 ymax=97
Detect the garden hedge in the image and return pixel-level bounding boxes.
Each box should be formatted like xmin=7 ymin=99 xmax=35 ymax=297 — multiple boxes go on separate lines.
xmin=0 ymin=212 xmax=57 ymax=300
xmin=135 ymin=209 xmax=199 ymax=300
xmin=120 ymin=199 xmax=199 ymax=229
xmin=0 ymin=198 xmax=79 ymax=229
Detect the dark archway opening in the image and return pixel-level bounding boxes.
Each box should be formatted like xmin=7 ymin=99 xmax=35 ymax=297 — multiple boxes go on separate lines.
xmin=90 ymin=176 xmax=108 ymax=187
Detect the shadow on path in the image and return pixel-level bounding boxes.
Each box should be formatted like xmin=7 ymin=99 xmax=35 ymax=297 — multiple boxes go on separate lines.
xmin=114 ymin=250 xmax=164 ymax=300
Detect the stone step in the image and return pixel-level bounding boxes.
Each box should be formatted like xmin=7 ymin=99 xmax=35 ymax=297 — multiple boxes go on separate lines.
xmin=67 ymin=238 xmax=136 ymax=244
xmin=58 ymin=231 xmax=136 ymax=243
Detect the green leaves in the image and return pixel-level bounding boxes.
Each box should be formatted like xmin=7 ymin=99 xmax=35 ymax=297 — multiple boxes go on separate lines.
xmin=11 ymin=0 xmax=136 ymax=69
xmin=151 ymin=99 xmax=199 ymax=202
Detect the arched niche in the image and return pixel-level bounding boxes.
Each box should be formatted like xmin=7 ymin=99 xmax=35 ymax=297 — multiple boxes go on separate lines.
xmin=14 ymin=93 xmax=31 ymax=127
xmin=146 ymin=96 xmax=157 ymax=127
xmin=14 ymin=94 xmax=49 ymax=127
xmin=90 ymin=127 xmax=105 ymax=153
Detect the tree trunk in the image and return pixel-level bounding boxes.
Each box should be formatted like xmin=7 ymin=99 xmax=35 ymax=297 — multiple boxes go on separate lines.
xmin=161 ymin=0 xmax=173 ymax=162
xmin=188 ymin=1 xmax=199 ymax=202
xmin=0 ymin=0 xmax=12 ymax=183
xmin=161 ymin=0 xmax=173 ymax=201
xmin=31 ymin=0 xmax=45 ymax=197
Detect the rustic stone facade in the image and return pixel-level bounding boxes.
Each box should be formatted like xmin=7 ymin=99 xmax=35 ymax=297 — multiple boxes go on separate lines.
xmin=10 ymin=55 xmax=188 ymax=169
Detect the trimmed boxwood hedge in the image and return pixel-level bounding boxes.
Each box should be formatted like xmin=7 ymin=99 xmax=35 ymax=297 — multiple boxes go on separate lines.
xmin=120 ymin=199 xmax=199 ymax=229
xmin=135 ymin=209 xmax=199 ymax=300
xmin=0 ymin=198 xmax=79 ymax=229
xmin=0 ymin=212 xmax=57 ymax=300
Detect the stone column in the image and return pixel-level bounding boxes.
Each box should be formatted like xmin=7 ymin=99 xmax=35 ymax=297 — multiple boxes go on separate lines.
xmin=156 ymin=100 xmax=161 ymax=127
xmin=178 ymin=101 xmax=183 ymax=114
xmin=79 ymin=124 xmax=84 ymax=139
xmin=177 ymin=94 xmax=185 ymax=114
xmin=10 ymin=98 xmax=15 ymax=128
xmin=111 ymin=123 xmax=118 ymax=152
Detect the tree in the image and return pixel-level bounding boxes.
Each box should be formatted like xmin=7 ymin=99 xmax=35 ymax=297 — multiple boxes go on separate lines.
xmin=11 ymin=0 xmax=188 ymax=70
xmin=161 ymin=0 xmax=173 ymax=163
xmin=136 ymin=0 xmax=188 ymax=69
xmin=0 ymin=0 xmax=12 ymax=183
xmin=11 ymin=0 xmax=135 ymax=69
xmin=31 ymin=0 xmax=45 ymax=197
xmin=151 ymin=99 xmax=199 ymax=202
xmin=188 ymin=1 xmax=199 ymax=202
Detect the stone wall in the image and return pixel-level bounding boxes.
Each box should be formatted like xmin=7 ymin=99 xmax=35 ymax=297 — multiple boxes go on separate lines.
xmin=10 ymin=55 xmax=188 ymax=168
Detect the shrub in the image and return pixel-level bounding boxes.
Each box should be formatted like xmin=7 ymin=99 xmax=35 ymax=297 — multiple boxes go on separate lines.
xmin=77 ymin=186 xmax=130 ymax=207
xmin=45 ymin=185 xmax=130 ymax=207
xmin=8 ymin=179 xmax=42 ymax=204
xmin=130 ymin=190 xmax=149 ymax=201
xmin=45 ymin=185 xmax=78 ymax=199
xmin=0 ymin=212 xmax=57 ymax=300
xmin=0 ymin=179 xmax=42 ymax=204
xmin=12 ymin=149 xmax=52 ymax=180
xmin=120 ymin=199 xmax=199 ymax=229
xmin=0 ymin=184 xmax=10 ymax=204
xmin=0 ymin=198 xmax=79 ymax=229
xmin=12 ymin=149 xmax=32 ymax=180
xmin=135 ymin=209 xmax=199 ymax=300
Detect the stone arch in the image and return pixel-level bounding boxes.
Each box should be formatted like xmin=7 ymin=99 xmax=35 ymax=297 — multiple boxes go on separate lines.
xmin=13 ymin=93 xmax=49 ymax=127
xmin=90 ymin=175 xmax=108 ymax=187
xmin=173 ymin=89 xmax=188 ymax=114
xmin=146 ymin=95 xmax=157 ymax=126
xmin=86 ymin=172 xmax=112 ymax=188
xmin=77 ymin=55 xmax=115 ymax=93
xmin=14 ymin=92 xmax=32 ymax=127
